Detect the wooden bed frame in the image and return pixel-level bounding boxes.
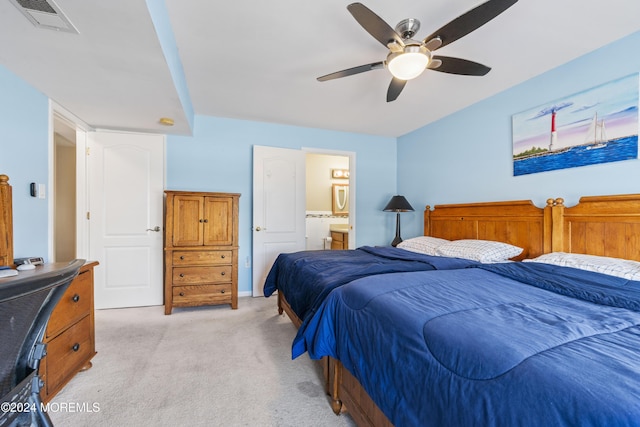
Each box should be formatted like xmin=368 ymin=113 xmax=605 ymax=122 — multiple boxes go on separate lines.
xmin=333 ymin=193 xmax=640 ymax=427
xmin=275 ymin=194 xmax=640 ymax=425
xmin=426 ymin=198 xmax=551 ymax=260
xmin=550 ymin=194 xmax=640 ymax=262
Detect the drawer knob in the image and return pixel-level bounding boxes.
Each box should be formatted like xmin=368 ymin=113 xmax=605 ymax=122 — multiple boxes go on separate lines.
xmin=72 ymin=294 xmax=80 ymax=303
xmin=72 ymin=343 xmax=80 ymax=352
xmin=221 ymin=272 xmax=225 ymax=276
xmin=221 ymin=255 xmax=225 ymax=259
xmin=179 ymin=273 xmax=185 ymax=277
xmin=179 ymin=292 xmax=185 ymax=296
xmin=180 ymin=256 xmax=185 ymax=260
xmin=221 ymin=289 xmax=225 ymax=294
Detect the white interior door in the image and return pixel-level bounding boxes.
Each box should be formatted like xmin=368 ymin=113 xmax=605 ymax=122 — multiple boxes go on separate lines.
xmin=252 ymin=145 xmax=306 ymax=296
xmin=88 ymin=131 xmax=165 ymax=309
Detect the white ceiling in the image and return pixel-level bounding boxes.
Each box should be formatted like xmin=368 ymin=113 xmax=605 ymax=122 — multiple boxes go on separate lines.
xmin=1 ymin=0 xmax=640 ymax=138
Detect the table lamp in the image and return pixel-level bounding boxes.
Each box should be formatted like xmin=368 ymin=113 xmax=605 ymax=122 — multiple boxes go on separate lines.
xmin=383 ymin=195 xmax=414 ymax=247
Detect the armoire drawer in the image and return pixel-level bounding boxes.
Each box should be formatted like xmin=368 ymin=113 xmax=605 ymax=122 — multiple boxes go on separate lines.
xmin=172 ymin=266 xmax=232 ymax=284
xmin=173 ymin=284 xmax=232 ymax=305
xmin=172 ymin=250 xmax=232 ymax=265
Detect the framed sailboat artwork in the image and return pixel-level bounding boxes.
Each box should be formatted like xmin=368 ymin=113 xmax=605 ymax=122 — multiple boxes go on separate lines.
xmin=512 ymin=73 xmax=639 ymax=176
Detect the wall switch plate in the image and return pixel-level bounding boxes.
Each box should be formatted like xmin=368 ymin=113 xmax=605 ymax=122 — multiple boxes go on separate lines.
xmin=38 ymin=183 xmax=45 ymax=199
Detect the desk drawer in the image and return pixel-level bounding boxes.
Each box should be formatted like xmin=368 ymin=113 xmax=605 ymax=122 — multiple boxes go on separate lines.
xmin=44 ymin=315 xmax=93 ymax=394
xmin=46 ymin=270 xmax=92 ymax=339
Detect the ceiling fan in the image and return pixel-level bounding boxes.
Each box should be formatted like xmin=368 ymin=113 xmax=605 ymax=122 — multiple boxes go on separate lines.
xmin=317 ymin=0 xmax=518 ymax=102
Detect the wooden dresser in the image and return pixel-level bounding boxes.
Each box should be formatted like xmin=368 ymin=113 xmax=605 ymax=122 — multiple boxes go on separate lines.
xmin=164 ymin=191 xmax=240 ymax=315
xmin=0 ymin=174 xmax=12 ymax=266
xmin=40 ymin=260 xmax=98 ymax=402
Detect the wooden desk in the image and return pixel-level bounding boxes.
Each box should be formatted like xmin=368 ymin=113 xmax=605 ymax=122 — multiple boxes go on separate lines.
xmin=40 ymin=261 xmax=99 ymax=402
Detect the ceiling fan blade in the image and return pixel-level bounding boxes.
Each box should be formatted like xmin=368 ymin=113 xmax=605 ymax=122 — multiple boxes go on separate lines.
xmin=387 ymin=78 xmax=407 ymax=102
xmin=317 ymin=61 xmax=385 ymax=82
xmin=347 ymin=3 xmax=404 ymax=48
xmin=429 ymin=56 xmax=491 ymax=76
xmin=423 ymin=0 xmax=518 ymax=50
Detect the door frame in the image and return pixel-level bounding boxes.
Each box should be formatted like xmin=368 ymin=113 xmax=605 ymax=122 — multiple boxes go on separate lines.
xmin=49 ymin=101 xmax=92 ymax=261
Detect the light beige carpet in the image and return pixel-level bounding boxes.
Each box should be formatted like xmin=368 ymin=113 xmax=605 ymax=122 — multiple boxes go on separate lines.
xmin=48 ymin=296 xmax=356 ymax=427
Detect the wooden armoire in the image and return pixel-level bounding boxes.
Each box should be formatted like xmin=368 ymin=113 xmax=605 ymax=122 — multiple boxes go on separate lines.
xmin=163 ymin=191 xmax=240 ymax=315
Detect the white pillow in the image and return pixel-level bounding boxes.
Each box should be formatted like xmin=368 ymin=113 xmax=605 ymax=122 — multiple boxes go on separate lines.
xmin=524 ymin=252 xmax=640 ymax=280
xmin=435 ymin=239 xmax=523 ymax=263
xmin=397 ymin=236 xmax=449 ymax=256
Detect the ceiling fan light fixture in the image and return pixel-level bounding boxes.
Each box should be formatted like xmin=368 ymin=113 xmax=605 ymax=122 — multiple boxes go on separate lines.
xmin=387 ymin=45 xmax=430 ymax=80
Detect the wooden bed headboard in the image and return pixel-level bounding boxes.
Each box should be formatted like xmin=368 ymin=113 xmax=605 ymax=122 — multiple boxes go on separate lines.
xmin=0 ymin=174 xmax=12 ymax=267
xmin=424 ymin=199 xmax=552 ymax=260
xmin=550 ymin=194 xmax=640 ymax=262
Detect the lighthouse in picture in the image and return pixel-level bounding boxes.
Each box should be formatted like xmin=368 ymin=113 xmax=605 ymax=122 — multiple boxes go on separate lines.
xmin=549 ymin=110 xmax=557 ymax=151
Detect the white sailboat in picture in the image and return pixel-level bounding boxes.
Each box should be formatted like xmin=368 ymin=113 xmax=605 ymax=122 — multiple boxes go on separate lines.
xmin=585 ymin=112 xmax=608 ymax=150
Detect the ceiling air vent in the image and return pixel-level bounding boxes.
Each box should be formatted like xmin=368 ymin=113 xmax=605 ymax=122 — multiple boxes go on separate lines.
xmin=9 ymin=0 xmax=79 ymax=33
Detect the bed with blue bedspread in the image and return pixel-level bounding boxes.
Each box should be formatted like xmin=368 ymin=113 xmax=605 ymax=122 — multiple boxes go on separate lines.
xmin=263 ymin=198 xmax=551 ymax=418
xmin=295 ymin=261 xmax=640 ymax=426
xmin=263 ymin=245 xmax=477 ymax=326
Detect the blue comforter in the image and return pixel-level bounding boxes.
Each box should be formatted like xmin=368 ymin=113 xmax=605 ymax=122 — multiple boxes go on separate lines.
xmin=296 ymin=262 xmax=640 ymax=426
xmin=263 ymin=246 xmax=477 ymax=324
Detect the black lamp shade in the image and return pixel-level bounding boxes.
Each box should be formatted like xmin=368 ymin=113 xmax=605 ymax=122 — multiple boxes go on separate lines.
xmin=383 ymin=195 xmax=414 ymax=247
xmin=383 ymin=195 xmax=414 ymax=212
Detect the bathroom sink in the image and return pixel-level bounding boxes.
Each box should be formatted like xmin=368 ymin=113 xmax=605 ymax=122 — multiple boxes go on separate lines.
xmin=330 ymin=224 xmax=349 ymax=232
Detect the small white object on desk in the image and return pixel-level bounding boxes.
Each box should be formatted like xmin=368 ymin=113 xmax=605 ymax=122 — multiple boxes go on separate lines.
xmin=17 ymin=264 xmax=36 ymax=271
xmin=0 ymin=268 xmax=18 ymax=277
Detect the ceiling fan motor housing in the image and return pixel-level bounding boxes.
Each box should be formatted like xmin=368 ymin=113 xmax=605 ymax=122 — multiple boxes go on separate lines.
xmin=395 ymin=18 xmax=420 ymax=39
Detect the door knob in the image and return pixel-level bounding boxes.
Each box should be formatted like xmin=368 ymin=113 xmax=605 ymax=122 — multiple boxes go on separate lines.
xmin=255 ymin=226 xmax=262 ymax=231
xmin=146 ymin=226 xmax=161 ymax=232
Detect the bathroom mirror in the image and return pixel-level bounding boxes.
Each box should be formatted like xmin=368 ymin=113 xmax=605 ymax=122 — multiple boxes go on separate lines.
xmin=332 ymin=184 xmax=349 ymax=216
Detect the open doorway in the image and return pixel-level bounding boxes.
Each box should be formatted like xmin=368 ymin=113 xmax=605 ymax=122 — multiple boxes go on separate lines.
xmin=53 ymin=114 xmax=77 ymax=262
xmin=50 ymin=104 xmax=90 ymax=263
xmin=305 ymin=152 xmax=350 ymax=250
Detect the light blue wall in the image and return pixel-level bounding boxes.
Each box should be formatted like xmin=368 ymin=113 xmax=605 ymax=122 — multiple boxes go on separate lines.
xmin=397 ymin=31 xmax=640 ymax=239
xmin=166 ymin=116 xmax=397 ymax=293
xmin=0 ymin=65 xmax=49 ymax=260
